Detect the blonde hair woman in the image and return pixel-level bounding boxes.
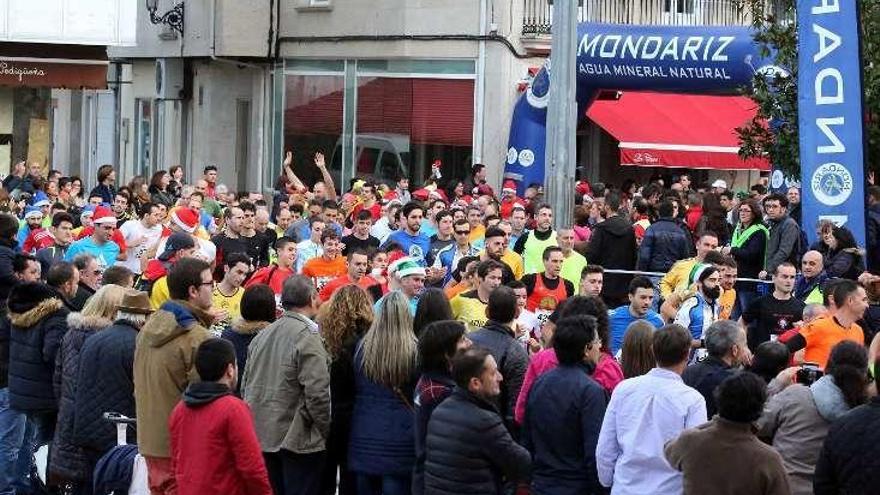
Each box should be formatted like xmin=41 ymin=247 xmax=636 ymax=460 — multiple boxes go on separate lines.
xmin=317 ymin=285 xmax=374 ymax=495
xmin=49 ymin=284 xmax=126 ymax=488
xmin=348 ymin=291 xmax=419 ymax=493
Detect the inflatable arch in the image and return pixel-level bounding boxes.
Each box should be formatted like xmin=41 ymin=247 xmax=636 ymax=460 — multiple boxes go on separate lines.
xmin=503 ymin=23 xmax=779 ymax=191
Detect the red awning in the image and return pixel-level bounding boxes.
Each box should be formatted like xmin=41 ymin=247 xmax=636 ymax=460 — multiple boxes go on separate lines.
xmin=586 ymin=91 xmax=770 ymax=171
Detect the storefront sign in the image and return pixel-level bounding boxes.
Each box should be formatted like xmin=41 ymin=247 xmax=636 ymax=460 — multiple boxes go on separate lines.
xmin=796 ymin=0 xmax=865 ymax=245
xmin=0 ymin=58 xmax=107 ymax=89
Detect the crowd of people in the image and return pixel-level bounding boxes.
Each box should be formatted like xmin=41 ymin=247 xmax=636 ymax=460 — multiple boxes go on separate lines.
xmin=0 ymin=156 xmax=880 ymax=495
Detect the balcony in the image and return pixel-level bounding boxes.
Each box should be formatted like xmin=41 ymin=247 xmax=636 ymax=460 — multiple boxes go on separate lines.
xmin=521 ymin=0 xmax=785 ymax=53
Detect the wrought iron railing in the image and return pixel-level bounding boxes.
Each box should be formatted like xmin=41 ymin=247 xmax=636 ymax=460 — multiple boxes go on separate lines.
xmin=522 ymin=0 xmax=786 ymax=35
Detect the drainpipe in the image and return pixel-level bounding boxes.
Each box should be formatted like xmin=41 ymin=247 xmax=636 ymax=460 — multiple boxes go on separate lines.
xmin=473 ymin=0 xmax=488 ymax=165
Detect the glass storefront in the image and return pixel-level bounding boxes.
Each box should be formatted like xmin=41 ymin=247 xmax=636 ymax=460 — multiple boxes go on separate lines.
xmin=280 ymin=59 xmax=475 ymax=190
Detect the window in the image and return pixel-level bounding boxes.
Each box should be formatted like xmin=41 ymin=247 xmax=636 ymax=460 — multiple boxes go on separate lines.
xmin=134 ymin=98 xmax=152 ymax=176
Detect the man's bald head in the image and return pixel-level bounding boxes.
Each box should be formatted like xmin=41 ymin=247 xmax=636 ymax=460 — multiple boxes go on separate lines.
xmin=803 ymin=303 xmax=828 ymax=323
xmin=801 ymin=250 xmax=824 ymax=278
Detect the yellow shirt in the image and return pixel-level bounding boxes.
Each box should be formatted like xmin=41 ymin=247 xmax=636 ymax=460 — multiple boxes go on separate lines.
xmin=450 ymin=290 xmax=488 ymax=333
xmin=150 ymin=276 xmax=170 ymax=310
xmin=212 ymin=285 xmax=244 ymax=321
xmin=659 ymin=257 xmax=698 ymax=299
xmin=501 ymin=249 xmax=525 ymax=280
xmin=469 ymin=224 xmax=486 ymax=244
xmin=719 ymin=287 xmax=737 ymax=320
xmin=561 ymin=251 xmax=588 ymax=290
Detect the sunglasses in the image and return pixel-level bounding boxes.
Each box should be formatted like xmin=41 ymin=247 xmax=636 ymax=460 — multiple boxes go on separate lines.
xmin=454 ymin=230 xmax=470 ymax=235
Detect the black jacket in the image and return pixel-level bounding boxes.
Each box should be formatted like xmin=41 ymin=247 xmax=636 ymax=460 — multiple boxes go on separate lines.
xmin=814 ymin=397 xmax=880 ymax=494
xmin=220 ymin=319 xmax=269 ymax=395
xmin=867 ymin=204 xmax=880 ymax=273
xmin=50 ymin=312 xmax=112 ymax=483
xmin=72 ymin=320 xmax=139 ymax=454
xmin=468 ymin=320 xmax=529 ymax=430
xmin=8 ymin=284 xmax=70 ymax=412
xmin=730 ymin=223 xmax=768 ymax=287
xmin=0 ymin=240 xmax=19 ymax=310
xmin=681 ymin=356 xmax=734 ymax=419
xmin=637 ymin=218 xmax=694 ymax=273
xmin=424 ymin=387 xmax=531 ymax=495
xmin=586 ymin=214 xmax=637 ymax=299
xmin=70 ymin=283 xmax=95 ymax=312
xmin=521 ymin=364 xmax=607 ymax=495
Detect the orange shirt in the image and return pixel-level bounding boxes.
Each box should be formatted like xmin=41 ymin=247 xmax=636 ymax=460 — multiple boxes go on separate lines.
xmin=445 ymin=281 xmax=471 ymax=299
xmin=800 ymin=315 xmax=864 ymax=369
xmin=302 ymin=256 xmax=347 ymax=292
xmin=318 ymin=275 xmax=377 ymax=302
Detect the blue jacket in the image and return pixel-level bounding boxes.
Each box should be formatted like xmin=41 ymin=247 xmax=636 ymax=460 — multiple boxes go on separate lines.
xmin=8 ymin=288 xmax=69 ymax=412
xmin=681 ymin=356 xmax=733 ymax=419
xmin=220 ymin=319 xmax=268 ymax=395
xmin=348 ymin=342 xmax=417 ymax=476
xmin=522 ymin=364 xmax=606 ymax=495
xmin=73 ymin=320 xmax=139 ymax=454
xmin=434 ymin=243 xmax=479 ymax=285
xmin=675 ymin=292 xmax=719 ymax=340
xmin=383 ymin=230 xmax=431 ymax=267
xmin=637 ymin=218 xmax=694 ymax=272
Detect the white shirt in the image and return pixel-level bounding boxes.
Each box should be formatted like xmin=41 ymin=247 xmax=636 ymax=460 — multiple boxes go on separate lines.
xmin=596 ymin=367 xmax=707 ymax=495
xmin=155 ymin=234 xmax=216 ymax=264
xmin=117 ymin=219 xmax=163 ymax=274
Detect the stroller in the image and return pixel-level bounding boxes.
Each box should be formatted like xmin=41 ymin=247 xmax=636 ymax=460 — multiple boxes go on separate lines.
xmin=91 ymin=412 xmax=149 ymax=495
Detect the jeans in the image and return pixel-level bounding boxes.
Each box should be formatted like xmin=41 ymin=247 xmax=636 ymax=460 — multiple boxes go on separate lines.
xmin=264 ymin=450 xmax=325 ymax=495
xmin=0 ymin=388 xmax=30 ymax=495
xmin=355 ymin=474 xmax=412 ymax=495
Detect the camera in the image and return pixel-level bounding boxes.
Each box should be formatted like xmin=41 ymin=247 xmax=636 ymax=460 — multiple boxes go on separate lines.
xmin=795 ymin=363 xmax=824 ymax=386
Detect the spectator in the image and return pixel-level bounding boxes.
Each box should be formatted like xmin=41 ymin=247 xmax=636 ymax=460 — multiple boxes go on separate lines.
xmin=638 ymin=199 xmax=693 ymax=274
xmin=412 ymin=321 xmax=470 ymax=495
xmin=149 ymin=170 xmax=175 ymax=208
xmin=761 ymin=193 xmax=801 ymax=279
xmin=619 ymin=320 xmax=656 ymax=378
xmin=757 ymin=341 xmax=869 ymax=494
xmin=596 ymin=324 xmax=707 ymax=493
xmin=46 ymin=261 xmax=80 ymax=305
xmin=659 ymin=232 xmax=719 ymax=301
xmin=89 ymin=164 xmax=117 ymax=205
xmin=665 ymin=371 xmax=790 ymax=495
xmin=169 ymin=338 xmax=272 ymax=494
xmin=70 ymin=253 xmax=102 ymax=311
xmin=12 ymin=253 xmax=40 ymax=283
xmin=721 ymin=199 xmax=769 ymax=318
xmin=522 ymin=315 xmax=607 ymax=495
xmin=134 ymin=257 xmax=215 ymax=495
xmin=795 ymin=250 xmax=830 ymax=304
xmin=348 ymin=291 xmax=419 ymax=493
xmin=102 ymin=265 xmax=134 ymax=288
xmin=241 ymin=275 xmax=330 ymax=495
xmin=49 ymin=284 xmax=125 ymax=489
xmin=673 ymin=264 xmax=723 ymax=346
xmin=749 ymin=341 xmax=793 ymax=383
xmin=866 ymin=185 xmax=880 ymax=272
xmin=6 ymin=282 xmax=71 ymax=491
xmin=220 ymin=284 xmax=276 ymax=394
xmin=72 ymin=289 xmax=153 ymax=476
xmin=423 ymin=347 xmax=531 ymax=495
xmin=817 ymin=224 xmax=865 ymax=280
xmin=413 ymin=288 xmax=453 ymax=338
xmin=316 ymin=285 xmax=374 ymax=495
xmin=813 ymin=357 xmax=880 ymax=494
xmin=469 ymin=286 xmax=529 ymax=431
xmin=586 ymin=191 xmax=639 ymax=308
xmin=608 ymin=277 xmax=664 ymax=355
xmin=682 ymin=320 xmax=750 ymax=418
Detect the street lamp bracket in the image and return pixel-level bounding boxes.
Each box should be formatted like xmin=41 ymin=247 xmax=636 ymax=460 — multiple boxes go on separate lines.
xmin=146 ymin=1 xmax=185 ymax=36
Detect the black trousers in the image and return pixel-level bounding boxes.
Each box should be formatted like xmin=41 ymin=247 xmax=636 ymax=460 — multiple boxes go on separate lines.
xmin=264 ymin=449 xmax=326 ymax=495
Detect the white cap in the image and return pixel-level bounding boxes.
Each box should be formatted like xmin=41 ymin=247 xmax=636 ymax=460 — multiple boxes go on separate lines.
xmin=711 ymin=179 xmax=728 ymax=190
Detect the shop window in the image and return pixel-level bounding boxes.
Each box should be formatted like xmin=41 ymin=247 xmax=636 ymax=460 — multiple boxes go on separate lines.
xmin=283 ymin=74 xmax=344 ymax=187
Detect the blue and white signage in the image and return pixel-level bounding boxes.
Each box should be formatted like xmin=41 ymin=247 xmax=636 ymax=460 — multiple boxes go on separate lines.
xmin=797 ymin=0 xmax=866 ymax=245
xmin=505 ymin=23 xmax=774 ymax=193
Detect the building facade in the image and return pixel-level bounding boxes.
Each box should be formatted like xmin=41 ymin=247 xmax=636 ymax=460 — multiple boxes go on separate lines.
xmin=109 ymin=0 xmax=777 ymax=194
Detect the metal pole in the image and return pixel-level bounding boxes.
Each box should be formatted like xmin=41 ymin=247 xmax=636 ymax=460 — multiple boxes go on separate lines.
xmin=544 ymin=0 xmax=578 ymax=231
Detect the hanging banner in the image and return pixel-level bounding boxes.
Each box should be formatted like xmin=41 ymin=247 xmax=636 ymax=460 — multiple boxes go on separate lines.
xmin=797 ymin=0 xmax=866 ymax=245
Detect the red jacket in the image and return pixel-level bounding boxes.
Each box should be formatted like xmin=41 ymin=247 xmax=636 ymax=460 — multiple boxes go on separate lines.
xmin=169 ymin=392 xmax=272 ymax=495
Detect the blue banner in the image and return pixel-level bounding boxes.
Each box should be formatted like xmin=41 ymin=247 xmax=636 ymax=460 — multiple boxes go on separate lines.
xmin=505 ymin=23 xmax=776 ymax=194
xmin=797 ymin=0 xmax=866 ymax=246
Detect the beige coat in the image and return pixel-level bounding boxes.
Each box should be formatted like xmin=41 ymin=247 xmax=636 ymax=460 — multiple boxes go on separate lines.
xmin=241 ymin=310 xmax=331 ymax=454
xmin=133 ymin=300 xmax=212 ymax=458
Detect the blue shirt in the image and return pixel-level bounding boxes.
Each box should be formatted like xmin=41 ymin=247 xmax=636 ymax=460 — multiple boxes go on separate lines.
xmin=382 ymin=230 xmax=431 ymax=267
xmin=608 ymin=305 xmax=664 ymax=355
xmin=64 ymin=236 xmax=121 ymax=269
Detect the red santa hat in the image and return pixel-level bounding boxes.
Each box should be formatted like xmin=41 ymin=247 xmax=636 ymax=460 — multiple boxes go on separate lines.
xmin=171 ymin=208 xmax=199 ymax=233
xmin=502 ymin=179 xmax=517 ymax=194
xmin=92 ymin=206 xmax=117 ymax=225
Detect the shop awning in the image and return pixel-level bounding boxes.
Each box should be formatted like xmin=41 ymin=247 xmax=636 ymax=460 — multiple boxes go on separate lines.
xmin=586 ymin=91 xmax=770 ymax=171
xmin=0 ymin=43 xmax=108 ymax=89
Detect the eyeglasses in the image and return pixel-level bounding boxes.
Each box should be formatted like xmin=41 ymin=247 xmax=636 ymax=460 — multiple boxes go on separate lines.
xmin=454 ymin=230 xmax=470 ymax=235
xmin=199 ymin=281 xmax=213 ymax=287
